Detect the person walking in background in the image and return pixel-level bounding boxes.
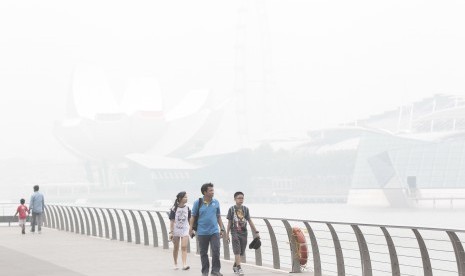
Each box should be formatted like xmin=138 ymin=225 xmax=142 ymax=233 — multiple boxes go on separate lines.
xmin=13 ymin=198 xmax=29 ymax=234
xmin=29 ymin=185 xmax=45 ymax=234
xmin=189 ymin=183 xmax=226 ymax=276
xmin=226 ymin=191 xmax=260 ymax=275
xmin=169 ymin=191 xmax=191 ymax=271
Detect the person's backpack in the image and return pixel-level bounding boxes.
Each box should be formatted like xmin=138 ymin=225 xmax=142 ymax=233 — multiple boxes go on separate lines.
xmin=192 ymin=198 xmax=202 ymax=231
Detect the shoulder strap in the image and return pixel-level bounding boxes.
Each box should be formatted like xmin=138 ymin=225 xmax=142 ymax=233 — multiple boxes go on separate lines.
xmin=229 ymin=206 xmax=235 ymax=229
xmin=196 ymin=198 xmax=202 ymax=217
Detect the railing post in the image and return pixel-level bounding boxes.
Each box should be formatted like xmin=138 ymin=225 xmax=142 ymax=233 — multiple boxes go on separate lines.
xmin=412 ymin=229 xmax=432 ymax=276
xmin=146 ymin=211 xmax=159 ymax=247
xmin=64 ymin=206 xmax=74 ymax=233
xmin=99 ymin=208 xmax=109 ymax=239
xmin=303 ymin=222 xmax=321 ymax=276
xmin=327 ymin=223 xmax=345 ymax=276
xmin=71 ymin=206 xmax=81 ymax=234
xmin=252 ymin=241 xmax=263 ymax=266
xmin=223 ymin=230 xmax=230 ymax=260
xmin=106 ymin=209 xmax=117 ymax=240
xmin=156 ymin=211 xmax=169 ymax=249
xmin=282 ymin=220 xmax=302 ymax=273
xmin=113 ymin=209 xmax=124 ymax=241
xmin=351 ymin=225 xmax=372 ymax=276
xmin=49 ymin=205 xmax=57 ymax=229
xmin=380 ymin=227 xmax=400 ymax=276
xmin=137 ymin=211 xmax=149 ymax=246
xmin=58 ymin=206 xmax=69 ymax=232
xmin=52 ymin=205 xmax=61 ymax=230
xmin=129 ymin=210 xmax=140 ymax=244
xmin=77 ymin=207 xmax=86 ymax=234
xmin=53 ymin=205 xmax=62 ymax=230
xmin=43 ymin=205 xmax=51 ymax=228
xmin=92 ymin=208 xmax=103 ymax=238
xmin=264 ymin=218 xmax=280 ymax=269
xmin=252 ymin=219 xmax=263 ymax=266
xmin=56 ymin=205 xmax=65 ymax=231
xmin=86 ymin=207 xmax=97 ymax=237
xmin=222 ymin=216 xmax=230 ymax=260
xmin=82 ymin=207 xmax=91 ymax=236
xmin=447 ymin=231 xmax=465 ymax=276
xmin=121 ymin=210 xmax=132 ymax=243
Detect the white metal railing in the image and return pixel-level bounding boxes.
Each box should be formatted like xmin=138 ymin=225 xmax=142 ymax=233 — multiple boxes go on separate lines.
xmin=38 ymin=204 xmax=465 ymax=276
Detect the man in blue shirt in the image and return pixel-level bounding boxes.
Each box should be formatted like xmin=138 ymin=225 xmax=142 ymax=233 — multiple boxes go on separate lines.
xmin=29 ymin=185 xmax=45 ymax=234
xmin=189 ymin=183 xmax=225 ymax=276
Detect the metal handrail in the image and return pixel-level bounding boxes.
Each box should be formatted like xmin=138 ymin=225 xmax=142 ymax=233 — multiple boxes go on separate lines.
xmin=0 ymin=203 xmax=23 ymax=226
xmin=37 ymin=204 xmax=464 ymax=276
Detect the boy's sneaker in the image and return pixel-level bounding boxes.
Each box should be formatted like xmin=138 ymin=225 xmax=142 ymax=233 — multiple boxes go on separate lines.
xmin=237 ymin=267 xmax=244 ymax=275
xmin=233 ymin=265 xmax=239 ymax=274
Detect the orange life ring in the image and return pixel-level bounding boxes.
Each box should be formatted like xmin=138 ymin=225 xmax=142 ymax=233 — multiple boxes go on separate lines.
xmin=292 ymin=227 xmax=308 ymax=266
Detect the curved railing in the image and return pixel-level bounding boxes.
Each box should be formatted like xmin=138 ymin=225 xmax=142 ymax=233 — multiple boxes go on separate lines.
xmin=43 ymin=204 xmax=464 ymax=276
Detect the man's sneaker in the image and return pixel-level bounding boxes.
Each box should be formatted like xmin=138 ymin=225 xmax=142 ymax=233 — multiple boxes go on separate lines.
xmin=237 ymin=267 xmax=244 ymax=275
xmin=211 ymin=272 xmax=223 ymax=276
xmin=233 ymin=265 xmax=239 ymax=274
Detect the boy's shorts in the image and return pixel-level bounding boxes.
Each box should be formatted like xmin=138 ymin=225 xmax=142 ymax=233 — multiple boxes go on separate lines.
xmin=18 ymin=219 xmax=26 ymax=226
xmin=231 ymin=234 xmax=248 ymax=256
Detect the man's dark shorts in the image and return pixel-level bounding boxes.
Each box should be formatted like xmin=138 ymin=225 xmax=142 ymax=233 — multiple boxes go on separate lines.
xmin=231 ymin=234 xmax=247 ymax=256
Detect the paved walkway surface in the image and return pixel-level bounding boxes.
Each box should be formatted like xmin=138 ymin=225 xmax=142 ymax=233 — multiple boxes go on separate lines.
xmin=0 ymin=226 xmax=290 ymax=276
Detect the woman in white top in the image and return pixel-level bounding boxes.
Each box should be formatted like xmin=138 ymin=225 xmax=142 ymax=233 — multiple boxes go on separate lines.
xmin=169 ymin=191 xmax=191 ymax=270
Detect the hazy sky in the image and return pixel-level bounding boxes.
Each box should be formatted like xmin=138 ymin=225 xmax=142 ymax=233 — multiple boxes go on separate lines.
xmin=1 ymin=0 xmax=465 ymax=160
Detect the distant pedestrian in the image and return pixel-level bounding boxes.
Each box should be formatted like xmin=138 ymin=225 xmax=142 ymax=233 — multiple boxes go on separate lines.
xmin=13 ymin=198 xmax=29 ymax=234
xmin=29 ymin=185 xmax=45 ymax=234
xmin=169 ymin=191 xmax=191 ymax=271
xmin=226 ymin=191 xmax=260 ymax=275
xmin=189 ymin=183 xmax=226 ymax=276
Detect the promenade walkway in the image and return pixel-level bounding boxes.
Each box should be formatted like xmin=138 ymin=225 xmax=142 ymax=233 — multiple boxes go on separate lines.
xmin=4 ymin=204 xmax=462 ymax=275
xmin=0 ymin=226 xmax=288 ymax=276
